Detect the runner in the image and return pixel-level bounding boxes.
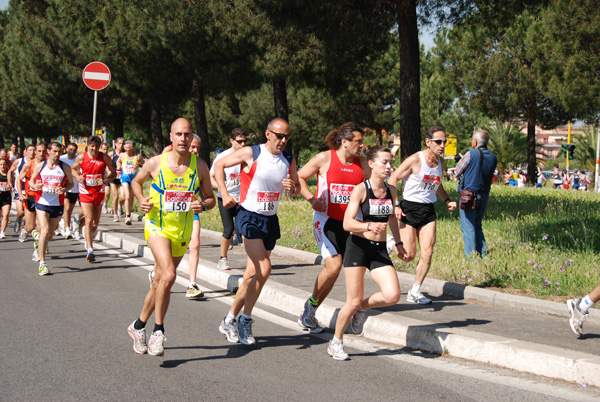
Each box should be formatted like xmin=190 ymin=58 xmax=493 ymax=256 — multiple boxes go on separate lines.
xmin=216 ymin=118 xmax=300 ymax=346
xmin=71 ymin=135 xmax=117 ymax=262
xmin=107 ymin=137 xmax=124 ymax=221
xmin=127 ymin=118 xmax=214 ymax=356
xmin=8 ymin=144 xmax=18 ymax=161
xmin=0 ymin=158 xmax=12 ymax=239
xmin=117 ymin=140 xmax=144 ymax=225
xmin=296 ymin=122 xmax=369 ymax=333
xmin=328 ymin=146 xmax=405 ymax=360
xmin=29 ymin=142 xmax=73 ymax=275
xmin=100 ymin=143 xmax=112 ymax=214
xmin=7 ymin=144 xmax=34 ymax=234
xmin=59 ymin=142 xmax=81 ymax=239
xmin=209 ymin=128 xmax=247 ymax=270
xmin=388 ymin=126 xmax=457 ymax=304
xmin=17 ymin=142 xmax=48 ymax=245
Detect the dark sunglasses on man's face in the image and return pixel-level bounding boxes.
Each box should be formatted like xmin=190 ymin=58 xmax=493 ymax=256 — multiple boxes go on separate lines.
xmin=430 ymin=139 xmax=447 ymax=145
xmin=270 ymin=130 xmax=291 ymax=140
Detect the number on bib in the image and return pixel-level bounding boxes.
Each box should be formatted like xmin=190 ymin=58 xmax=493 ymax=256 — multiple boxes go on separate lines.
xmin=164 ymin=190 xmax=194 ymax=212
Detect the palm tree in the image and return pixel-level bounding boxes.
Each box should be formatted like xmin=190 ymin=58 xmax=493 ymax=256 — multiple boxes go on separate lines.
xmin=485 ymin=119 xmax=528 ymax=172
xmin=572 ymin=125 xmax=598 ymax=171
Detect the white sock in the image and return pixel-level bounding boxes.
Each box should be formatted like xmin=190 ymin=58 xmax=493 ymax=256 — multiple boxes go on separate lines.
xmin=332 ymin=336 xmax=343 ymax=344
xmin=240 ymin=313 xmax=251 ymax=321
xmin=411 ymin=284 xmax=421 ymax=294
xmin=225 ymin=312 xmax=236 ymax=324
xmin=580 ymin=296 xmax=594 ymax=312
xmin=87 ymin=247 xmax=93 ymax=254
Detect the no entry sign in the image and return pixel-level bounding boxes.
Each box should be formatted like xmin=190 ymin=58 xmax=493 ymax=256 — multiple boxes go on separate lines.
xmin=82 ymin=62 xmax=111 ymax=91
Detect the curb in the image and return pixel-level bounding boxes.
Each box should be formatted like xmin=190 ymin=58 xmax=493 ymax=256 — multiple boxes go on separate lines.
xmin=92 ymin=223 xmax=600 ymax=387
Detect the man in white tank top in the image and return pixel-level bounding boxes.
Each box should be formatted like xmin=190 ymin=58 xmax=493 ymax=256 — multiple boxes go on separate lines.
xmin=214 ymin=118 xmax=300 ymax=346
xmin=388 ymin=126 xmax=457 ymax=304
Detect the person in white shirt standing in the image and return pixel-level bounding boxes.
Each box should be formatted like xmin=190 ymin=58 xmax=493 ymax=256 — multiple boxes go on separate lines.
xmin=210 ymin=128 xmax=247 ymax=270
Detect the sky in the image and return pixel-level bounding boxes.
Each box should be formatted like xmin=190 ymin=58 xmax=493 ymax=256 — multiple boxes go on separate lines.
xmin=0 ymin=0 xmax=7 ymax=10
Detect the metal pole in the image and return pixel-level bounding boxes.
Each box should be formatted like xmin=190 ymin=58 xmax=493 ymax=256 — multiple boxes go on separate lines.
xmin=566 ymin=120 xmax=571 ymax=175
xmin=91 ymin=90 xmax=98 ymax=136
xmin=594 ymin=126 xmax=600 ymax=192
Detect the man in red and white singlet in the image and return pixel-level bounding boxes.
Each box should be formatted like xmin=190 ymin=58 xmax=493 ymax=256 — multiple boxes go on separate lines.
xmin=296 ymin=122 xmax=370 ymax=333
xmin=214 ymin=118 xmax=300 ymax=346
xmin=388 ymin=126 xmax=457 ymax=305
xmin=29 ymin=142 xmax=74 ymax=275
xmin=71 ymin=135 xmax=117 ymax=262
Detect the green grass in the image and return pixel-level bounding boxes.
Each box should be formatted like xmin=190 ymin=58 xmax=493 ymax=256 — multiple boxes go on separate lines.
xmin=117 ymin=178 xmax=600 ymax=301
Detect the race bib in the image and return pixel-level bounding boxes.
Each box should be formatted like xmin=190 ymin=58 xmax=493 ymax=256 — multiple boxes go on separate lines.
xmin=369 ymin=198 xmax=393 ymax=216
xmin=123 ymin=165 xmax=136 ymax=175
xmin=420 ymin=174 xmax=440 ymax=191
xmin=257 ymin=191 xmax=280 ymax=212
xmin=0 ymin=182 xmax=9 ymax=192
xmin=228 ymin=172 xmax=241 ymax=187
xmin=164 ymin=190 xmax=194 ymax=212
xmin=85 ymin=174 xmax=102 ymax=187
xmin=42 ymin=180 xmax=60 ymax=194
xmin=330 ymin=183 xmax=355 ymax=205
xmin=116 ymin=170 xmax=122 ymax=180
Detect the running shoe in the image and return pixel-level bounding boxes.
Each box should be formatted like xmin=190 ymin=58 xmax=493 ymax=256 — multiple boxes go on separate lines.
xmin=125 ymin=216 xmax=132 ymax=225
xmin=217 ymin=257 xmax=231 ymax=270
xmin=113 ymin=215 xmax=120 ymax=222
xmin=127 ymin=321 xmax=148 ymax=354
xmin=567 ymin=298 xmax=589 ymax=337
xmin=237 ymin=316 xmax=256 ymax=346
xmin=65 ymin=228 xmax=73 ymax=240
xmin=18 ymin=228 xmax=28 ymax=242
xmin=219 ymin=317 xmax=239 ymax=343
xmin=102 ymin=205 xmax=108 ymax=214
xmin=407 ymin=290 xmax=432 ymax=305
xmin=13 ymin=219 xmax=22 ymax=233
xmin=328 ymin=340 xmax=350 ymax=361
xmin=350 ymin=308 xmax=366 ymax=334
xmin=54 ymin=228 xmax=61 ymax=236
xmin=148 ymin=330 xmax=166 ymax=356
xmin=38 ymin=262 xmax=50 ymax=276
xmin=32 ymin=249 xmax=39 ymax=262
xmin=32 ymin=230 xmax=39 ymax=241
xmin=73 ymin=214 xmax=80 ymax=231
xmin=186 ymin=283 xmax=204 ymax=299
xmin=298 ymin=299 xmax=324 ymax=333
xmin=0 ymin=231 xmax=5 ymax=239
xmin=232 ymin=236 xmax=239 ymax=246
xmin=119 ymin=207 xmax=124 ymax=218
xmin=86 ymin=250 xmax=95 ymax=262
xmin=73 ymin=230 xmax=80 ymax=240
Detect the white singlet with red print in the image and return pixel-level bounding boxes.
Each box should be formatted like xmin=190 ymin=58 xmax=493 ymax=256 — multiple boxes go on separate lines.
xmin=210 ymin=148 xmax=241 ymax=199
xmin=35 ymin=162 xmax=66 ymax=206
xmin=239 ymin=144 xmax=291 ymax=216
xmin=402 ymin=151 xmax=442 ymax=204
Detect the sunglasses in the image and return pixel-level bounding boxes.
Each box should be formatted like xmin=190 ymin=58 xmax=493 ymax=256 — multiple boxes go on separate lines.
xmin=429 ymin=139 xmax=447 ymax=145
xmin=234 ymin=138 xmax=247 ymax=144
xmin=270 ymin=130 xmax=291 ymax=140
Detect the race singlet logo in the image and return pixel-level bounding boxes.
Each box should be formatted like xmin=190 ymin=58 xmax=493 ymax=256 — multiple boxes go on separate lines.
xmin=330 ymin=183 xmax=354 ymax=204
xmin=228 ymin=172 xmax=241 ymax=187
xmin=164 ymin=190 xmax=194 ymax=212
xmin=420 ymin=174 xmax=440 ymax=191
xmin=85 ymin=174 xmax=102 ymax=187
xmin=368 ymin=198 xmax=393 ymax=216
xmin=257 ymin=191 xmax=280 ymax=212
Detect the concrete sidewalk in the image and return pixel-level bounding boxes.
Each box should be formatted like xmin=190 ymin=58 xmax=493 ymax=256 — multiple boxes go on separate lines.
xmin=90 ymin=213 xmax=600 ymax=387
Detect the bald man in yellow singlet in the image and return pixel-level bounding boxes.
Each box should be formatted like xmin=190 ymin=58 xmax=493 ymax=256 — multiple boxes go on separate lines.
xmin=127 ymin=118 xmax=215 ymax=356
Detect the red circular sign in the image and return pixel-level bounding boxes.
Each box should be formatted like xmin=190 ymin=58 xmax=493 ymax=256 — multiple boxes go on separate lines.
xmin=82 ymin=62 xmax=111 ymax=91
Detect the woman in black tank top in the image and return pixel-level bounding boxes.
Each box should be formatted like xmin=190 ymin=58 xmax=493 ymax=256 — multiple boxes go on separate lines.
xmin=0 ymin=158 xmax=14 ymax=237
xmin=327 ymin=146 xmax=408 ymax=361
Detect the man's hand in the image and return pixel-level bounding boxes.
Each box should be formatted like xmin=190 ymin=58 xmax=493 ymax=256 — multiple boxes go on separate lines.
xmin=282 ymin=173 xmax=296 ymax=193
xmin=139 ymin=196 xmax=154 ymax=213
xmin=222 ymin=193 xmax=238 ymax=209
xmin=309 ymin=197 xmax=326 ymax=213
xmin=394 ymin=205 xmax=405 ymax=220
xmin=368 ymin=222 xmax=387 ymax=235
xmin=191 ymin=200 xmax=203 ymax=214
xmin=447 ymin=201 xmax=457 ymax=211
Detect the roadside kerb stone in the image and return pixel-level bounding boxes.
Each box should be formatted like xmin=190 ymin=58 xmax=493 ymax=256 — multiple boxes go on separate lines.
xmin=94 ymin=224 xmax=600 ymax=386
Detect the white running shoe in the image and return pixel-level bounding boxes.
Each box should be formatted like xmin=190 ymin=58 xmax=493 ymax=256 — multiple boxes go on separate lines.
xmin=32 ymin=249 xmax=40 ymax=262
xmin=328 ymin=340 xmax=350 ymax=361
xmin=125 ymin=216 xmax=132 ymax=225
xmin=18 ymin=228 xmax=29 ymax=242
xmin=186 ymin=283 xmax=204 ymax=299
xmin=567 ymin=298 xmax=589 ymax=337
xmin=73 ymin=230 xmax=81 ymax=240
xmin=237 ymin=317 xmax=256 ymax=346
xmin=127 ymin=321 xmax=148 ymax=354
xmin=407 ymin=290 xmax=432 ymax=305
xmin=217 ymin=257 xmax=231 ymax=270
xmin=0 ymin=231 xmax=5 ymax=239
xmin=219 ymin=318 xmax=239 ymax=343
xmin=14 ymin=219 xmax=22 ymax=233
xmin=65 ymin=228 xmax=73 ymax=239
xmin=113 ymin=215 xmax=120 ymax=222
xmin=148 ymin=330 xmax=166 ymax=356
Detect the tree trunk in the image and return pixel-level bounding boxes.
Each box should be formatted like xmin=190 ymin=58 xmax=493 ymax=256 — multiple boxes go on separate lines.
xmin=112 ymin=109 xmax=125 ymax=143
xmin=150 ymin=102 xmax=163 ymax=156
xmin=396 ymin=0 xmax=421 ymax=162
xmin=526 ymin=106 xmax=537 ymax=185
xmin=19 ymin=135 xmax=25 ymax=156
xmin=193 ymin=80 xmax=211 ymax=164
xmin=273 ymin=78 xmax=289 ymax=121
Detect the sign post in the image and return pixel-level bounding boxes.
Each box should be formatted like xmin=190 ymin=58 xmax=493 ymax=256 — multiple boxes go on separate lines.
xmin=82 ymin=62 xmax=111 ymax=137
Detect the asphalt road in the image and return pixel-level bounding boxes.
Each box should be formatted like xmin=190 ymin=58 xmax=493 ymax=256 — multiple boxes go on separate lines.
xmin=1 ymin=229 xmax=598 ymax=401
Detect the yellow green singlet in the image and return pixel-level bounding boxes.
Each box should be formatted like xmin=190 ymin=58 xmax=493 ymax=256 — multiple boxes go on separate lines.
xmin=144 ymin=152 xmax=200 ymax=257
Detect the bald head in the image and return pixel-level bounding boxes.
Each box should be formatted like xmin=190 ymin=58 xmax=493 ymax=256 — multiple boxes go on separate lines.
xmin=473 ymin=129 xmax=489 ymax=147
xmin=171 ymin=118 xmax=192 ymax=134
xmin=267 ymin=118 xmax=289 ymax=132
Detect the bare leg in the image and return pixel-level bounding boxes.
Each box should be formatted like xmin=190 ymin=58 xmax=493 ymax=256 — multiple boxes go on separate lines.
xmin=334 ymin=266 xmax=366 ymax=339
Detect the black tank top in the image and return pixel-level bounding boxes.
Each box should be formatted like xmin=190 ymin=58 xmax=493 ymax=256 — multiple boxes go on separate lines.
xmin=0 ymin=171 xmax=7 ymax=183
xmin=359 ymin=180 xmax=393 ymax=223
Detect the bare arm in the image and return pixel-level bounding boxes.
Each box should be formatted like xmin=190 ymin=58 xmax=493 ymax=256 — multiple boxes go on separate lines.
xmin=214 ymin=147 xmax=253 ymax=208
xmin=436 ymin=159 xmax=457 ymax=211
xmin=132 ymin=155 xmax=159 ymax=213
xmin=7 ymin=159 xmax=18 ymax=185
xmin=71 ymin=155 xmax=84 ymax=184
xmin=297 ymin=151 xmax=328 ymax=212
xmin=192 ymin=158 xmax=216 ymax=214
xmin=103 ymin=153 xmax=117 ymax=183
xmin=283 ymin=157 xmax=301 ymax=197
xmin=29 ymin=162 xmax=43 ymax=191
